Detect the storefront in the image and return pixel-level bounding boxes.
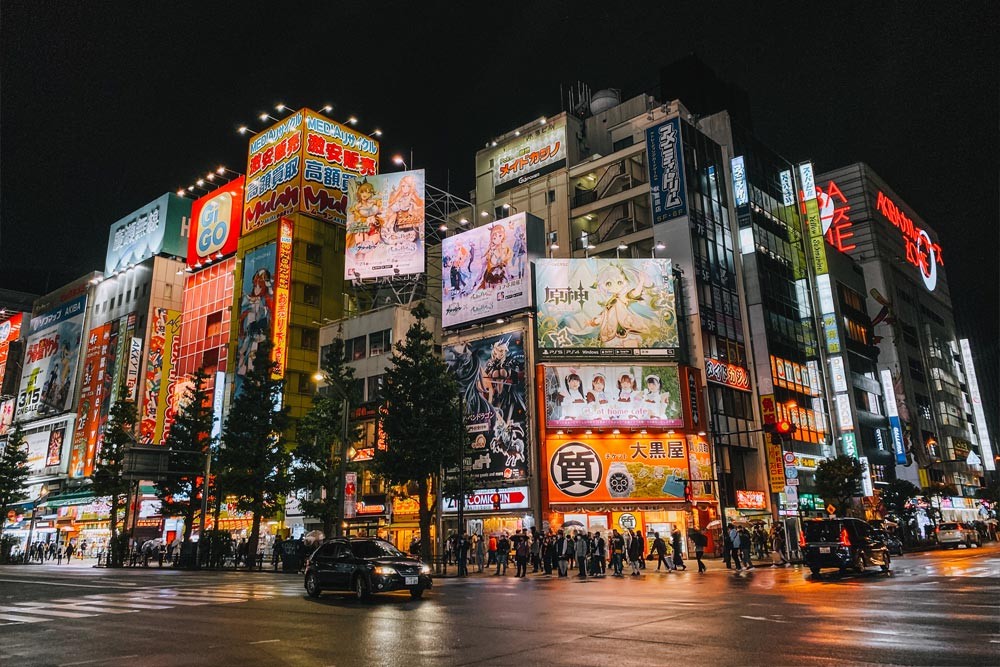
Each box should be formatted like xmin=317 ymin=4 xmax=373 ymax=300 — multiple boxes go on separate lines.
xmin=387 ymin=496 xmax=435 ymax=554
xmin=442 ymin=485 xmax=535 ymax=538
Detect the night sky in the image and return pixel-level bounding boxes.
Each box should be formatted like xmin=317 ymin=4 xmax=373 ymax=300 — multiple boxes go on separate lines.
xmin=2 ymin=2 xmax=997 ymax=415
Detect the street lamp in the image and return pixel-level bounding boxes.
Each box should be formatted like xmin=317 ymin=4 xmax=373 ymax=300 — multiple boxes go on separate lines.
xmin=392 ymin=155 xmax=407 ymax=170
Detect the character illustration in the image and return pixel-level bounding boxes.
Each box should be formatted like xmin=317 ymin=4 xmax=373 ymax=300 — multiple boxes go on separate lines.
xmin=511 ymin=224 xmax=527 ymax=279
xmin=476 ymin=224 xmax=513 ymax=289
xmin=869 ymin=288 xmax=896 ymax=346
xmin=477 ymin=336 xmax=516 ymax=409
xmin=237 ymin=267 xmax=274 ymax=377
xmin=386 ymin=174 xmax=425 ymax=233
xmin=490 ymin=409 xmax=525 ymax=469
xmin=348 ymin=180 xmax=384 ymax=260
xmin=585 ymin=263 xmax=658 ymax=347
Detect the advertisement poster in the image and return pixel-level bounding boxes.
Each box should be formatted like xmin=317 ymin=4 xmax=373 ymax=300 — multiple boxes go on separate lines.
xmin=300 ymin=108 xmax=379 ymax=224
xmin=344 ymin=169 xmax=425 ymax=280
xmin=545 ymin=434 xmax=692 ymax=504
xmin=0 ymin=398 xmax=14 ymax=436
xmin=646 ymin=118 xmax=687 ymax=223
xmin=24 ymin=430 xmax=51 ymax=472
xmin=15 ymin=295 xmax=87 ymax=422
xmin=187 ymin=177 xmax=244 ymax=268
xmin=542 ymin=364 xmax=682 ymax=428
xmin=535 ymin=258 xmax=678 ymax=360
xmin=0 ymin=313 xmax=23 ymax=391
xmin=69 ymin=324 xmax=111 ymax=478
xmin=234 ymin=242 xmax=277 ymax=396
xmin=139 ymin=309 xmax=181 ymax=445
xmin=442 ymin=212 xmax=543 ymax=328
xmin=272 ymin=219 xmax=293 ymax=379
xmin=492 ymin=118 xmax=566 ymax=194
xmin=126 ymin=337 xmax=143 ymax=401
xmin=243 ymin=113 xmax=303 ymax=234
xmin=443 ymin=331 xmax=529 ymax=484
xmin=105 ymin=193 xmax=191 ymax=275
xmin=686 ymin=434 xmax=715 ymax=501
xmin=46 ymin=428 xmax=64 ymax=466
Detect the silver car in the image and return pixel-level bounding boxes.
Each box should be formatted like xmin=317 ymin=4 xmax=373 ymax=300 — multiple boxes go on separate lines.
xmin=935 ymin=522 xmax=981 ymax=548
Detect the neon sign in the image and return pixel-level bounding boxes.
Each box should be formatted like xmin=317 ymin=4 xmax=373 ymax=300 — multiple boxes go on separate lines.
xmin=704 ymin=358 xmax=751 ymax=392
xmin=817 ymin=180 xmax=856 ymax=253
xmin=875 ymin=191 xmax=942 ymax=291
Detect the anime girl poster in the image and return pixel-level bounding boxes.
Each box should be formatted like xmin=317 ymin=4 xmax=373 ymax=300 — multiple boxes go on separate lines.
xmin=344 ymin=170 xmax=426 ymax=280
xmin=234 ymin=242 xmax=276 ymax=396
xmin=543 ymin=364 xmax=683 ymax=428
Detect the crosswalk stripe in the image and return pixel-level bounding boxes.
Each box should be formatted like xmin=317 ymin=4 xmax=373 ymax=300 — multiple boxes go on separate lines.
xmin=0 ymin=613 xmax=51 ymax=623
xmin=1 ymin=605 xmax=95 ymax=618
xmin=76 ymin=597 xmax=174 ymax=610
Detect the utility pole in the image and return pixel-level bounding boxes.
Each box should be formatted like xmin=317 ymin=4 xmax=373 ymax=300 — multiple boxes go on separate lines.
xmin=336 ymin=396 xmax=350 ymax=537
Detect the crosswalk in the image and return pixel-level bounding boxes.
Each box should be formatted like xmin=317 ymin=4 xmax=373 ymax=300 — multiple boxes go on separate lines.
xmin=0 ymin=581 xmax=306 ymax=626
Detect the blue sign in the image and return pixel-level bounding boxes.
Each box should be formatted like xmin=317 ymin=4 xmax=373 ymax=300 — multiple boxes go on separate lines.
xmin=888 ymin=415 xmax=906 ymax=464
xmin=646 ymin=118 xmax=687 ymax=223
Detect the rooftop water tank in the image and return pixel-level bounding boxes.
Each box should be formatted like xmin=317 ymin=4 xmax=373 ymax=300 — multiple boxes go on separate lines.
xmin=589 ymin=88 xmax=620 ymax=115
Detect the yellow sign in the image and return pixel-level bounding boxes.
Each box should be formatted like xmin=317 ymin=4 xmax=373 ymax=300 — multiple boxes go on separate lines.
xmin=767 ymin=442 xmax=786 ymax=492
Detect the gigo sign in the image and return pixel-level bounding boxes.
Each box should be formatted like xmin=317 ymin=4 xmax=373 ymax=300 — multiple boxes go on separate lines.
xmin=188 ymin=177 xmax=244 ymax=268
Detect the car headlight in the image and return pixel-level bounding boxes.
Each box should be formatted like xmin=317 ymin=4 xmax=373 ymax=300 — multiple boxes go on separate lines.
xmin=420 ymin=564 xmax=432 ymax=574
xmin=373 ymin=566 xmax=397 ymax=576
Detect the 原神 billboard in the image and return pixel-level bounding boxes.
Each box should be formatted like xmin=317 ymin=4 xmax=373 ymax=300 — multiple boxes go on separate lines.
xmin=234 ymin=242 xmax=276 ymax=396
xmin=543 ymin=364 xmax=683 ymax=429
xmin=442 ymin=212 xmax=544 ymax=328
xmin=345 ymin=170 xmax=426 ymax=280
xmin=534 ymin=258 xmax=678 ymax=360
xmin=444 ymin=331 xmax=529 ymax=484
xmin=492 ymin=117 xmax=566 ymax=194
xmin=15 ymin=295 xmax=87 ymax=421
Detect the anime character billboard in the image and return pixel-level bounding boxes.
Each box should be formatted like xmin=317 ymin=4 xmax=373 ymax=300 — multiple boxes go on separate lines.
xmin=443 ymin=331 xmax=529 ymax=484
xmin=344 ymin=170 xmax=426 ymax=280
xmin=442 ymin=212 xmax=544 ymax=328
xmin=534 ymin=258 xmax=678 ymax=360
xmin=234 ymin=242 xmax=276 ymax=396
xmin=15 ymin=295 xmax=87 ymax=421
xmin=543 ymin=364 xmax=682 ymax=428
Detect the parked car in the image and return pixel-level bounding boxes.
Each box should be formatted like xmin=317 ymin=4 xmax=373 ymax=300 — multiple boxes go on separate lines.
xmin=935 ymin=522 xmax=982 ymax=549
xmin=873 ymin=529 xmax=904 ymax=556
xmin=802 ymin=518 xmax=891 ymax=576
xmin=304 ymin=537 xmax=432 ymax=600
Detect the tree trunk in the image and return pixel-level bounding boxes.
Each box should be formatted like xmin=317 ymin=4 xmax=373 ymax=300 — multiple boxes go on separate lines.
xmin=183 ymin=495 xmax=196 ymax=542
xmin=109 ymin=493 xmax=120 ymax=567
xmin=247 ymin=495 xmax=261 ymax=570
xmin=417 ymin=476 xmax=433 ymax=565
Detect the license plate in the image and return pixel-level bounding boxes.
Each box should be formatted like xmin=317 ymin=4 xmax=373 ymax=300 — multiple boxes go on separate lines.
xmin=404 ymin=576 xmax=418 ymax=586
xmin=819 ymin=547 xmax=831 ymax=554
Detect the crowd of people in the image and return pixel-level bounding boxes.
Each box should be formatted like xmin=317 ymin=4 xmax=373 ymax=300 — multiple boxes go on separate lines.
xmin=11 ymin=539 xmax=83 ymax=564
xmin=441 ymin=526 xmax=712 ymax=578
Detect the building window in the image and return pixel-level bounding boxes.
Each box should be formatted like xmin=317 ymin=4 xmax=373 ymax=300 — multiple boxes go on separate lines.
xmin=345 ymin=335 xmax=367 ymax=361
xmin=304 ymin=243 xmax=322 ymax=264
xmin=296 ymin=373 xmax=314 ymax=394
xmin=369 ymin=329 xmax=391 ymax=356
xmin=205 ymin=312 xmax=223 ymax=337
xmin=908 ymin=356 xmax=926 ymax=383
xmin=320 ymin=344 xmax=332 ymax=366
xmin=612 ymin=136 xmax=634 ymax=152
xmin=870 ymin=464 xmax=887 ymax=483
xmin=301 ymin=327 xmax=319 ymax=351
xmin=367 ymin=375 xmax=383 ymax=401
xmin=548 ymin=190 xmax=556 ymax=203
xmin=303 ymin=283 xmax=321 ymax=307
xmin=351 ymin=378 xmax=365 ymax=401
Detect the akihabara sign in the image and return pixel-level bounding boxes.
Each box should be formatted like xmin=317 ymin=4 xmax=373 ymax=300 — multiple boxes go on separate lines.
xmin=492 ymin=118 xmax=566 ymax=194
xmin=442 ymin=486 xmax=530 ymax=513
xmin=105 ymin=194 xmax=191 ymax=274
xmin=188 ymin=177 xmax=244 ymax=268
xmin=243 ymin=109 xmax=379 ymax=233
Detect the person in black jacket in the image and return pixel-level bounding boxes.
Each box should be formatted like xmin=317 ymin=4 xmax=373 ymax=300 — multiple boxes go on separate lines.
xmin=651 ymin=532 xmax=671 ymax=571
xmin=689 ymin=528 xmax=708 ymax=572
xmin=671 ymin=528 xmax=687 ymax=570
xmin=627 ymin=530 xmax=643 ymax=576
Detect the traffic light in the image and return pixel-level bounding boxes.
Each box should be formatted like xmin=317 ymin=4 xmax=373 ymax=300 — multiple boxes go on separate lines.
xmin=764 ymin=420 xmax=797 ymax=444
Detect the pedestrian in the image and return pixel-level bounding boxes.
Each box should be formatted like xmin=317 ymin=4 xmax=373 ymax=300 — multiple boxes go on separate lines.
xmin=594 ymin=531 xmax=607 ymax=577
xmin=475 ymin=533 xmax=485 ymax=572
xmin=514 ymin=533 xmax=530 ymax=577
xmin=457 ymin=533 xmax=470 ymax=576
xmin=556 ymin=530 xmax=572 ymax=577
xmin=671 ymin=528 xmax=687 ymax=571
xmin=542 ymin=532 xmax=555 ymax=575
xmin=574 ymin=532 xmax=588 ymax=578
xmin=627 ymin=530 xmax=643 ymax=576
xmin=651 ymin=532 xmax=670 ymax=571
xmin=495 ymin=533 xmax=510 ymax=575
xmin=65 ymin=542 xmax=75 ymax=564
xmin=272 ymin=535 xmax=283 ymax=571
xmin=689 ymin=528 xmax=708 ymax=573
xmin=487 ymin=534 xmax=497 ymax=567
xmin=610 ymin=530 xmax=625 ymax=576
xmin=236 ymin=538 xmax=248 ymax=567
xmin=529 ymin=527 xmax=541 ymax=573
xmin=409 ymin=534 xmax=421 ymax=557
xmin=722 ymin=527 xmax=733 ymax=568
xmin=771 ymin=526 xmax=788 ymax=566
xmin=728 ymin=525 xmax=743 ymax=571
xmin=634 ymin=530 xmax=646 ymax=569
xmin=739 ymin=526 xmax=754 ymax=569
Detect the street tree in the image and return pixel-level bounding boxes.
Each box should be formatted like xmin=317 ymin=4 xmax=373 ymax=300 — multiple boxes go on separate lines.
xmin=91 ymin=391 xmax=137 ymax=567
xmin=218 ymin=340 xmax=291 ymax=568
xmin=371 ymin=302 xmax=462 ymax=564
xmin=814 ymin=455 xmax=865 ymax=517
xmin=155 ymin=368 xmax=215 ymax=543
xmin=293 ymin=337 xmax=361 ymax=539
xmin=0 ymin=423 xmax=31 ymax=545
xmin=879 ymin=478 xmax=921 ymax=543
xmin=921 ymin=481 xmax=958 ymax=526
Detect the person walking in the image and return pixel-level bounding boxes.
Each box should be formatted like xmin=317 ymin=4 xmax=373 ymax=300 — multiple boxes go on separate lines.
xmin=514 ymin=533 xmax=529 ymax=577
xmin=689 ymin=528 xmax=708 ymax=573
xmin=487 ymin=534 xmax=498 ymax=567
xmin=457 ymin=533 xmax=470 ymax=576
xmin=475 ymin=533 xmax=486 ymax=573
xmin=771 ymin=525 xmax=788 ymax=566
xmin=627 ymin=530 xmax=643 ymax=576
xmin=610 ymin=530 xmax=625 ymax=576
xmin=65 ymin=541 xmax=75 ymax=564
xmin=556 ymin=530 xmax=572 ymax=577
xmin=634 ymin=530 xmax=646 ymax=570
xmin=671 ymin=528 xmax=687 ymax=571
xmin=739 ymin=526 xmax=754 ymax=570
xmin=728 ymin=525 xmax=743 ymax=571
xmin=495 ymin=533 xmax=510 ymax=576
xmin=651 ymin=532 xmax=670 ymax=571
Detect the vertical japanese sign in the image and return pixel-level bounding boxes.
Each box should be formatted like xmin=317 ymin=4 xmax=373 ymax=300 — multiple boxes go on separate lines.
xmin=272 ymin=219 xmax=293 ymax=379
xmin=234 ymin=242 xmax=277 ymax=396
xmin=959 ymin=339 xmax=994 ymax=471
xmin=70 ymin=323 xmax=111 ymax=478
xmin=126 ymin=337 xmax=143 ymax=401
xmin=15 ymin=295 xmax=87 ymax=421
xmin=0 ymin=313 xmax=23 ymax=391
xmin=646 ymin=118 xmax=687 ymax=223
xmin=139 ymin=309 xmax=181 ymax=444
xmin=880 ymin=369 xmax=907 ymax=466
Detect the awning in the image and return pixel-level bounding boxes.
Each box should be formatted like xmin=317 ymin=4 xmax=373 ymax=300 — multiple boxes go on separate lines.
xmin=42 ymin=491 xmax=101 ymax=508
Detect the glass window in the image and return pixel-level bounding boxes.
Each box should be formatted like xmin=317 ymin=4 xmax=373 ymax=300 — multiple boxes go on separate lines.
xmin=367 ymin=375 xmax=383 ymax=401
xmin=369 ymin=329 xmax=391 ymax=356
xmin=301 ymin=328 xmax=319 ymax=350
xmin=305 ymin=243 xmax=322 ymax=264
xmin=345 ymin=335 xmax=367 ymax=361
xmin=303 ymin=284 xmax=321 ymax=307
xmin=350 ymin=540 xmax=405 ymax=559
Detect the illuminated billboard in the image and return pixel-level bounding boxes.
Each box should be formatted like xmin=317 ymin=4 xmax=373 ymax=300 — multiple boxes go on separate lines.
xmin=442 ymin=212 xmax=544 ymax=328
xmin=272 ymin=218 xmax=293 ymax=379
xmin=187 ymin=177 xmax=244 ymax=268
xmin=105 ymin=193 xmax=191 ymax=274
xmin=139 ymin=308 xmax=182 ymax=445
xmin=542 ymin=364 xmax=682 ymax=429
xmin=534 ymin=258 xmax=678 ymax=360
xmin=0 ymin=313 xmax=23 ymax=392
xmin=345 ymin=170 xmax=426 ymax=280
xmin=492 ymin=118 xmax=566 ymax=194
xmin=234 ymin=242 xmax=276 ymax=396
xmin=444 ymin=331 xmax=529 ymax=484
xmin=242 ymin=109 xmax=380 ymax=233
xmin=15 ymin=295 xmax=87 ymax=422
xmin=69 ymin=323 xmax=111 ymax=478
xmin=959 ymin=339 xmax=995 ymax=471
xmin=646 ymin=118 xmax=687 ymax=222
xmin=0 ymin=398 xmax=13 ymax=436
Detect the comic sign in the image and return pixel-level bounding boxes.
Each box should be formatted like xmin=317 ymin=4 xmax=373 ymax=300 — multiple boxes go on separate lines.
xmin=534 ymin=258 xmax=678 ymax=360
xmin=442 ymin=213 xmax=543 ymax=328
xmin=15 ymin=295 xmax=87 ymax=422
xmin=444 ymin=331 xmax=529 ymax=484
xmin=345 ymin=170 xmax=425 ymax=280
xmin=234 ymin=242 xmax=276 ymax=396
xmin=542 ymin=364 xmax=683 ymax=429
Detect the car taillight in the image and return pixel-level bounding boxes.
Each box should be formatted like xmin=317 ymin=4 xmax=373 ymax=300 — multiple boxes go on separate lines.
xmin=839 ymin=528 xmax=851 ymax=546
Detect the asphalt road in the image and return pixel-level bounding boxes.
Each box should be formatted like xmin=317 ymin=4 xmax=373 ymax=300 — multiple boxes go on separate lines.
xmin=1 ymin=545 xmax=997 ymax=666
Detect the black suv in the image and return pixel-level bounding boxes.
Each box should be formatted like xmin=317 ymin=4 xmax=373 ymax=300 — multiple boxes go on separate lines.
xmin=802 ymin=518 xmax=891 ymax=576
xmin=304 ymin=537 xmax=432 ymax=600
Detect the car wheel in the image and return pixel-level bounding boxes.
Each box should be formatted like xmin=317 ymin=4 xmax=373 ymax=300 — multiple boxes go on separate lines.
xmin=353 ymin=574 xmax=371 ymax=601
xmin=809 ymin=567 xmax=821 ymax=577
xmin=853 ymin=552 xmax=865 ymax=574
xmin=409 ymin=588 xmax=424 ymax=599
xmin=880 ymin=553 xmax=891 ymax=572
xmin=305 ymin=572 xmax=322 ymax=598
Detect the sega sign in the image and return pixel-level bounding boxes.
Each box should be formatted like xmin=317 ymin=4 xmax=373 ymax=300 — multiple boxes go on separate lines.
xmin=187 ymin=177 xmax=244 ymax=269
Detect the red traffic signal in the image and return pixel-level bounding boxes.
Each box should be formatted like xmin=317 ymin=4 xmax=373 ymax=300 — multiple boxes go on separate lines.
xmin=775 ymin=420 xmax=796 ymax=436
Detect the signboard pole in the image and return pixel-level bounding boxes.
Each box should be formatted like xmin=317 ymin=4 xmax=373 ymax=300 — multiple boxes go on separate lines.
xmin=337 ymin=396 xmax=350 ymax=538
xmin=456 ymin=394 xmax=465 ymax=557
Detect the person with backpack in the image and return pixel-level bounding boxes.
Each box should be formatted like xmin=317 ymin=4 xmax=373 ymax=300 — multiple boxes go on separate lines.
xmin=671 ymin=528 xmax=687 ymax=571
xmin=689 ymin=528 xmax=708 ymax=573
xmin=609 ymin=530 xmax=626 ymax=577
xmin=495 ymin=533 xmax=510 ymax=576
xmin=651 ymin=532 xmax=671 ymax=571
